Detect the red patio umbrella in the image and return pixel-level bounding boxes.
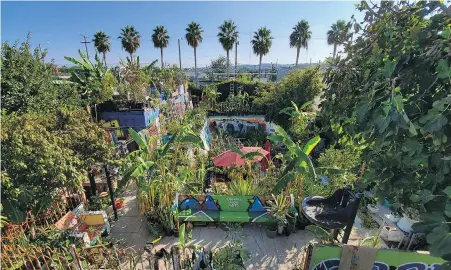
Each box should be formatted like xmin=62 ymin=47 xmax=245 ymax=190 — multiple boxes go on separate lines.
xmin=213 ymin=147 xmax=269 ymax=167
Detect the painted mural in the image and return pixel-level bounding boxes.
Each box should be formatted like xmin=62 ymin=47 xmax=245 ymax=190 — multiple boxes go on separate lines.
xmin=174 ymin=194 xmax=295 ymax=223
xmin=207 ymin=115 xmax=276 ymax=135
xmin=308 ymin=246 xmax=445 ymax=270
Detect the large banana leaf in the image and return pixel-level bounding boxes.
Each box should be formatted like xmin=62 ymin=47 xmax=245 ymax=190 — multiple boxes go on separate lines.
xmin=128 ymin=128 xmax=149 ymax=153
xmin=230 ymin=146 xmax=267 ymax=162
xmin=271 ymin=171 xmax=296 ymax=194
xmin=302 ymin=136 xmax=321 ymax=155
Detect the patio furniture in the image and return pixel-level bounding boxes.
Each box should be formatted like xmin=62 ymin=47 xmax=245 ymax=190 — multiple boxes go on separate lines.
xmin=301 ymin=185 xmax=361 ymax=244
xmin=174 ymin=193 xmax=296 ymax=224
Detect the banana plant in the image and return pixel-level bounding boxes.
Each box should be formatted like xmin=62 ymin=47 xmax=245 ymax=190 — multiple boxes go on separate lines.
xmin=119 ymin=124 xmax=204 ymax=190
xmin=279 ymin=100 xmax=313 ymax=121
xmin=268 ymin=125 xmax=320 ymax=193
xmin=64 ymin=50 xmax=112 ymax=102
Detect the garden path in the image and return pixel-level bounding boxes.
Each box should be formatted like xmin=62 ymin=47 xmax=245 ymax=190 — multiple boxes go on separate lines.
xmin=109 ymin=186 xmax=318 ymax=269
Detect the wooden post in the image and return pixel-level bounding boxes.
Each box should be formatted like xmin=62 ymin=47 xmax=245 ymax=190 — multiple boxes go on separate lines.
xmin=88 ymin=170 xmax=97 ymax=202
xmin=105 ymin=165 xmax=118 ymax=220
xmin=70 ymin=244 xmax=84 ymax=270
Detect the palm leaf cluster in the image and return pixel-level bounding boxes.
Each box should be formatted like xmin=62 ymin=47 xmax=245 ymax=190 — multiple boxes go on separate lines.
xmin=92 ymin=31 xmax=111 ymax=66
xmin=251 ymin=27 xmax=273 ymax=75
xmin=218 ymin=20 xmax=239 ymax=76
xmin=118 ymin=25 xmax=141 ymax=62
xmin=289 ymin=20 xmax=312 ymax=66
xmin=152 ymin=26 xmax=170 ymax=68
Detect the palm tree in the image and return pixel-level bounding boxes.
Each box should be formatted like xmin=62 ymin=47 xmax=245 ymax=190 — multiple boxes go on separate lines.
xmin=118 ymin=25 xmax=141 ymax=63
xmin=327 ymin=20 xmax=348 ymax=59
xmin=92 ymin=31 xmax=110 ymax=66
xmin=217 ymin=20 xmax=239 ymax=78
xmin=152 ymin=26 xmax=170 ymax=68
xmin=185 ymin=22 xmax=203 ymax=85
xmin=289 ymin=20 xmax=311 ymax=67
xmin=251 ymin=27 xmax=273 ymax=77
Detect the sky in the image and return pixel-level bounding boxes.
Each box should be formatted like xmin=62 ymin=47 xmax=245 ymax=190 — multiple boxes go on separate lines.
xmin=1 ymin=1 xmax=363 ymax=68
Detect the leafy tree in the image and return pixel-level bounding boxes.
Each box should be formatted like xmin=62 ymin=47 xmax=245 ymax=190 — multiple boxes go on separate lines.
xmin=290 ymin=20 xmax=312 ymax=67
xmin=210 ymin=56 xmax=230 ymax=74
xmin=64 ymin=50 xmax=116 ymax=104
xmin=118 ymin=25 xmax=141 ymax=63
xmin=253 ymin=66 xmax=324 ymax=127
xmin=217 ymin=20 xmax=239 ymax=78
xmin=185 ymin=22 xmax=203 ymax=85
xmin=326 ymin=19 xmax=349 ymax=59
xmin=1 ymin=36 xmax=59 ymax=114
xmin=151 ymin=26 xmax=170 ymax=68
xmin=251 ymin=27 xmax=273 ymax=76
xmin=92 ymin=31 xmax=111 ymax=66
xmin=321 ymin=1 xmax=451 ymax=263
xmin=116 ymin=56 xmax=149 ymax=102
xmin=1 ymin=109 xmax=113 ymax=222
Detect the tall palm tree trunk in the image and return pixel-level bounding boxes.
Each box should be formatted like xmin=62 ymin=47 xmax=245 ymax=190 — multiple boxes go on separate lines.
xmin=259 ymin=54 xmax=262 ymax=79
xmin=296 ymin=46 xmax=300 ymax=67
xmin=194 ymin=47 xmax=198 ymax=86
xmin=226 ymin=50 xmax=230 ymax=79
xmin=103 ymin=52 xmax=107 ymax=67
xmin=333 ymin=44 xmax=337 ymax=59
xmin=130 ymin=53 xmax=133 ymax=63
xmin=160 ymin=47 xmax=164 ymax=68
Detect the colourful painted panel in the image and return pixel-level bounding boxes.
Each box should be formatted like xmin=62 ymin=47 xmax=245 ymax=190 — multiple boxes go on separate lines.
xmin=308 ymin=245 xmax=445 ymax=270
xmin=176 ymin=194 xmax=295 ymax=223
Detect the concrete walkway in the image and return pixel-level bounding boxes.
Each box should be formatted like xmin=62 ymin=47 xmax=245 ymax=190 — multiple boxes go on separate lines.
xmin=109 ymin=186 xmax=317 ymax=269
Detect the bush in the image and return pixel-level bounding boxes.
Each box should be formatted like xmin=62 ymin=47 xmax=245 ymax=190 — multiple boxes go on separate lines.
xmin=253 ymin=67 xmax=324 ymax=127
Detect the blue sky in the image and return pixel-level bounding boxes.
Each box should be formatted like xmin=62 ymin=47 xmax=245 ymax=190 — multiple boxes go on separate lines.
xmin=2 ymin=1 xmax=362 ymax=67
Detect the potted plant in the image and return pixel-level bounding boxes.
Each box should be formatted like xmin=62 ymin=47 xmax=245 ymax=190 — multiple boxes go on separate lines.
xmin=268 ymin=193 xmax=292 ymax=236
xmin=265 ymin=225 xmax=277 ymax=239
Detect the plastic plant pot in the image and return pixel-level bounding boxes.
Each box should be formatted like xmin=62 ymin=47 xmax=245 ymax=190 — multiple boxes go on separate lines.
xmin=266 ymin=226 xmax=277 ymax=239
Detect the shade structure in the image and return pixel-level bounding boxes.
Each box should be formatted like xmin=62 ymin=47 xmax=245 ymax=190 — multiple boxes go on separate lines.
xmin=213 ymin=147 xmax=269 ymax=167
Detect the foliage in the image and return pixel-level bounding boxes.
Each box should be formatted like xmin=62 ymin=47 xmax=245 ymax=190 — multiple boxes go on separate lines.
xmin=280 ymin=101 xmax=319 ymax=143
xmin=253 ymin=67 xmax=324 ymax=127
xmin=118 ymin=25 xmax=141 ymax=61
xmin=267 ymin=125 xmax=320 ymax=194
xmin=210 ymin=56 xmax=230 ymax=74
xmin=152 ymin=25 xmax=170 ymax=68
xmin=227 ymin=178 xmax=261 ymax=195
xmin=92 ymin=31 xmax=111 ymax=66
xmin=317 ymin=145 xmax=362 ymax=191
xmin=326 ymin=19 xmax=350 ymax=59
xmin=120 ymin=123 xmax=204 ymax=228
xmin=218 ymin=20 xmax=239 ymax=76
xmin=176 ymin=223 xmax=201 ymax=268
xmin=306 ymin=225 xmax=334 ymax=244
xmin=115 ymin=56 xmax=150 ymax=102
xmin=64 ymin=50 xmax=116 ymax=104
xmin=186 ymin=21 xmax=203 ymax=84
xmin=185 ymin=22 xmax=203 ymax=49
xmin=1 ymin=109 xmax=113 ymax=222
xmin=1 ymin=35 xmax=71 ymax=114
xmin=251 ymin=27 xmax=273 ymax=74
xmin=320 ymin=1 xmax=451 ymax=262
xmin=212 ymin=240 xmax=250 ymax=270
xmin=268 ymin=193 xmax=291 ymax=219
xmin=290 ymin=20 xmax=312 ymax=66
